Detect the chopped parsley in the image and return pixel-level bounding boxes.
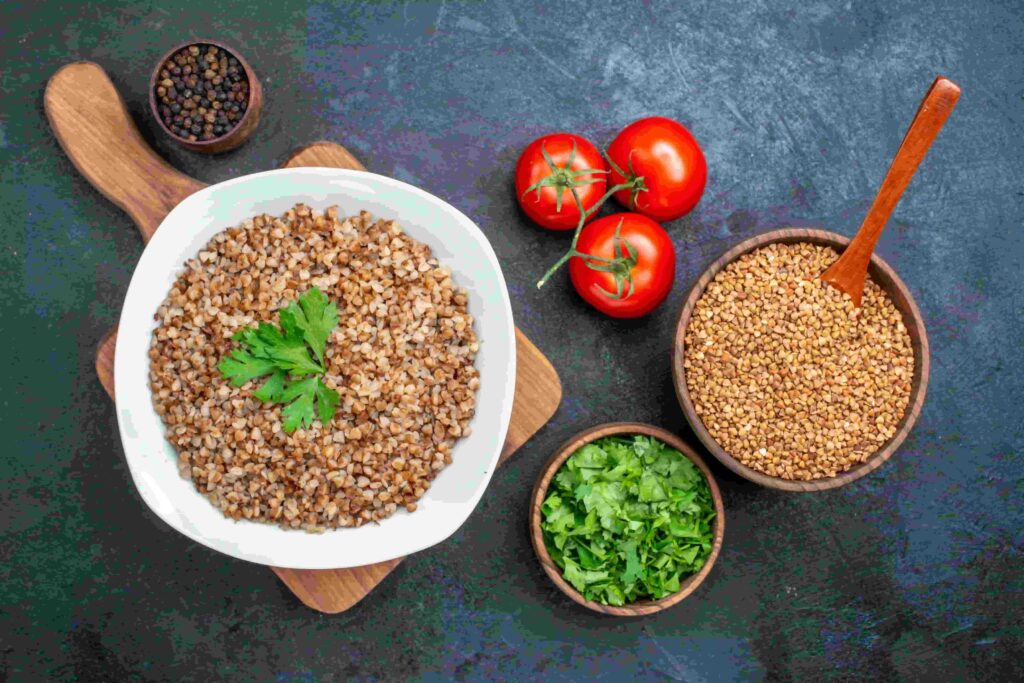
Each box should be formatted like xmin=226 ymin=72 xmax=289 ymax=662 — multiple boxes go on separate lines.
xmin=541 ymin=435 xmax=716 ymax=606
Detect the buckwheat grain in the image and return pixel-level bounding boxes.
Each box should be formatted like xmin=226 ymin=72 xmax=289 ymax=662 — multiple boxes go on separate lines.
xmin=148 ymin=205 xmax=479 ymax=530
xmin=682 ymin=242 xmax=914 ymax=480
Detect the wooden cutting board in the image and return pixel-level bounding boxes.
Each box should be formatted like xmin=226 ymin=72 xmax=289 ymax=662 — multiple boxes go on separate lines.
xmin=46 ymin=62 xmax=562 ymax=613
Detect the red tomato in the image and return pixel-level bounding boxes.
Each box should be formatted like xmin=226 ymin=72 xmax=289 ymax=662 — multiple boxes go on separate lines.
xmin=515 ymin=133 xmax=608 ymax=231
xmin=569 ymin=213 xmax=675 ymax=318
xmin=607 ymin=117 xmax=707 ymax=222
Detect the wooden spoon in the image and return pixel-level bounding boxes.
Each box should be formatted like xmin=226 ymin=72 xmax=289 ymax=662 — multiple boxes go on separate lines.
xmin=821 ymin=76 xmax=960 ymax=306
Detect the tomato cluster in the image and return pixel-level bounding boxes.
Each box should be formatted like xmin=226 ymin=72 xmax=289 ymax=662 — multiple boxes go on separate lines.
xmin=515 ymin=117 xmax=706 ymax=318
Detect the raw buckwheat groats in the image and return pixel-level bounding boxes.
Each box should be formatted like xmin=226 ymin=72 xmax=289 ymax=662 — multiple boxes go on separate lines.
xmin=683 ymin=242 xmax=914 ymax=481
xmin=148 ymin=204 xmax=480 ymax=531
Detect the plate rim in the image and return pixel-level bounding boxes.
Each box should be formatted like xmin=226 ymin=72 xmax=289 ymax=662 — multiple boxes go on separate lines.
xmin=114 ymin=166 xmax=516 ymax=568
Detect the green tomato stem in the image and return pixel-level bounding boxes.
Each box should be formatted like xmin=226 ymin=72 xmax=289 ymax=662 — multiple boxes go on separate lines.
xmin=582 ymin=181 xmax=641 ymax=217
xmin=536 ymin=186 xmax=589 ymax=289
xmin=535 ymin=182 xmax=643 ymax=293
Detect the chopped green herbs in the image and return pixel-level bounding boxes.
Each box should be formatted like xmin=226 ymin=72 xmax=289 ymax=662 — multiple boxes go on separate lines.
xmin=218 ymin=287 xmax=340 ymax=433
xmin=540 ymin=435 xmax=716 ymax=606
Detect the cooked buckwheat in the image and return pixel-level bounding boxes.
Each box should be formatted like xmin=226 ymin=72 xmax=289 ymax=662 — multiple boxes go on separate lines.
xmin=683 ymin=242 xmax=914 ymax=481
xmin=148 ymin=204 xmax=479 ymax=530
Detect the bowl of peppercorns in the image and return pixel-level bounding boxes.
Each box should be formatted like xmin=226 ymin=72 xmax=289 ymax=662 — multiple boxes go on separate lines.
xmin=150 ymin=40 xmax=262 ymax=153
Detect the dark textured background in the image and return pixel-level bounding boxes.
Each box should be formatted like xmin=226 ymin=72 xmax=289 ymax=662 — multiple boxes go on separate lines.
xmin=2 ymin=0 xmax=1022 ymax=680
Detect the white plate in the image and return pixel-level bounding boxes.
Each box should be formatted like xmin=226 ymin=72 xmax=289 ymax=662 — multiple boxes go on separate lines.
xmin=115 ymin=168 xmax=516 ymax=569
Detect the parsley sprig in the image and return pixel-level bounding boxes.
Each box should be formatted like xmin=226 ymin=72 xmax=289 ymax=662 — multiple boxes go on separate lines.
xmin=218 ymin=287 xmax=341 ymax=433
xmin=541 ymin=435 xmax=716 ymax=606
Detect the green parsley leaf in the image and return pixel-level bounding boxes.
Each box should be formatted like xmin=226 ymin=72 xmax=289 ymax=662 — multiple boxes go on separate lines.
xmin=253 ymin=314 xmax=323 ymax=376
xmin=277 ymin=376 xmax=317 ymax=432
xmin=315 ymin=378 xmax=340 ymax=424
xmin=279 ymin=375 xmax=320 ymax=404
xmin=218 ymin=349 xmax=278 ymax=387
xmin=281 ymin=383 xmax=316 ymax=432
xmin=573 ymin=444 xmax=608 ymax=469
xmin=218 ymin=287 xmax=342 ymax=433
xmin=232 ymin=324 xmax=276 ymax=359
xmin=540 ymin=435 xmax=716 ymax=605
xmin=289 ymin=287 xmax=339 ymax=365
xmin=638 ymin=472 xmax=668 ymax=502
xmin=252 ymin=369 xmax=286 ymax=402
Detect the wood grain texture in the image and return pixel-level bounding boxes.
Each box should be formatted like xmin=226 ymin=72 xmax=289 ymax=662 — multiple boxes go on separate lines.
xmin=148 ymin=40 xmax=263 ymax=154
xmin=93 ymin=140 xmax=369 ymax=400
xmin=821 ymin=76 xmax=960 ymax=306
xmin=88 ymin=140 xmax=561 ymax=612
xmin=89 ymin=141 xmax=561 ymax=612
xmin=47 ymin=63 xmax=562 ymax=614
xmin=529 ymin=422 xmax=725 ymax=617
xmin=672 ymin=228 xmax=930 ymax=492
xmin=45 ymin=62 xmax=206 ymax=241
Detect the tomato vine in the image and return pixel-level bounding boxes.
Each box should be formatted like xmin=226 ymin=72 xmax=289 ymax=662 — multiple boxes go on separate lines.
xmin=534 ymin=153 xmax=646 ymax=300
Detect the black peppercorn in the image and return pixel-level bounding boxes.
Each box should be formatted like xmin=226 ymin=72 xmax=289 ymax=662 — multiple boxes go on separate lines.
xmin=155 ymin=42 xmax=251 ymax=142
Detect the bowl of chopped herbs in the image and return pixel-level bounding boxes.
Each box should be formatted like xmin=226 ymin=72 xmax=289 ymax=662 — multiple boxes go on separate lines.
xmin=530 ymin=423 xmax=724 ymax=616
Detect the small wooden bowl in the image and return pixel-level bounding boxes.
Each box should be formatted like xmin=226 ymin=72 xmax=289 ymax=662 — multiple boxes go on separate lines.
xmin=148 ymin=39 xmax=262 ymax=154
xmin=672 ymin=228 xmax=930 ymax=492
xmin=529 ymin=422 xmax=725 ymax=616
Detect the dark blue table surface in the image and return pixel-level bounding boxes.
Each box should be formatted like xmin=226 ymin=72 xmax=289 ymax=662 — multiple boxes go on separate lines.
xmin=2 ymin=0 xmax=1022 ymax=680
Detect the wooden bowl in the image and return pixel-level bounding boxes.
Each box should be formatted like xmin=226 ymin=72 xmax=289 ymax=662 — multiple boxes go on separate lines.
xmin=148 ymin=39 xmax=262 ymax=154
xmin=529 ymin=422 xmax=725 ymax=616
xmin=671 ymin=228 xmax=930 ymax=492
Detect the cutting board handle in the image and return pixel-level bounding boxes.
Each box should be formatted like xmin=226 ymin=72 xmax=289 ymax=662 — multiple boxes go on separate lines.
xmin=45 ymin=62 xmax=206 ymax=241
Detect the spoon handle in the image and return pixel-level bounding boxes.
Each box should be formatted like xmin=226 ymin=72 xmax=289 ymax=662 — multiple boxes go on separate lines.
xmin=822 ymin=76 xmax=960 ymax=306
